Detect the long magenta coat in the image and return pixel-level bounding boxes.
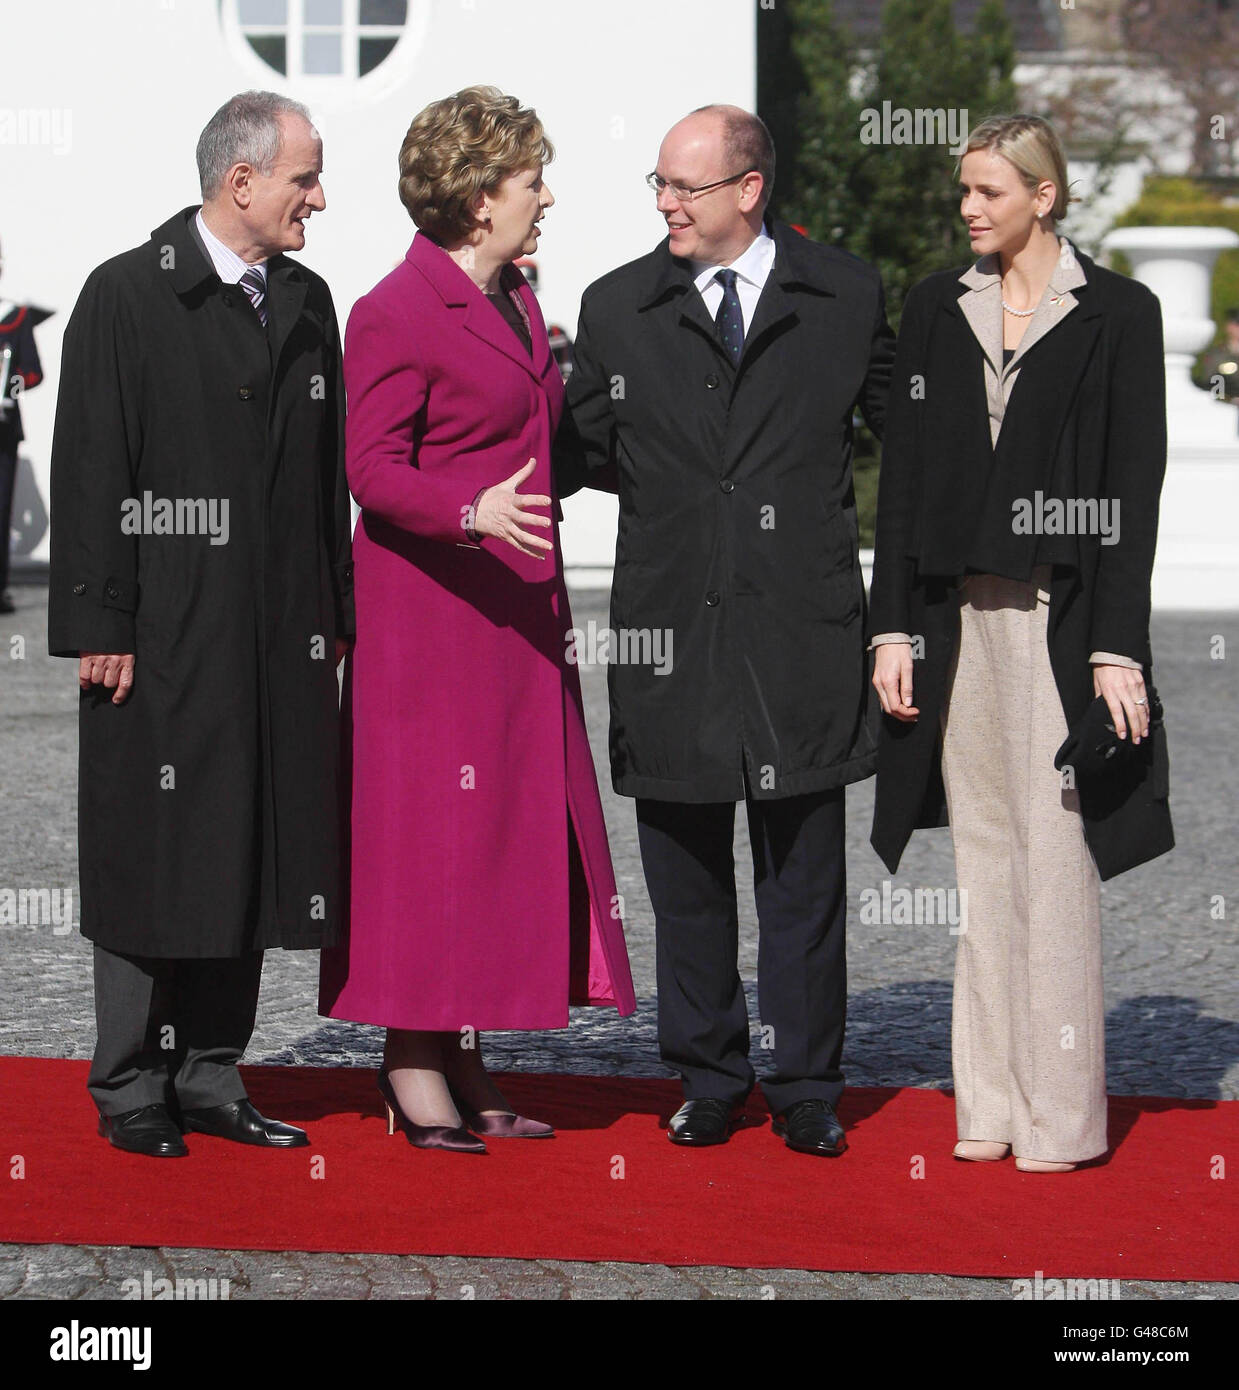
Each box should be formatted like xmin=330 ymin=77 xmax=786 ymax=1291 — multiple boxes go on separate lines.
xmin=318 ymin=233 xmax=636 ymax=1030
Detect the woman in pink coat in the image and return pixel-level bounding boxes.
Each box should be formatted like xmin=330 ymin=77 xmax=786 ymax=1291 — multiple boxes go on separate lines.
xmin=319 ymin=86 xmax=636 ymax=1153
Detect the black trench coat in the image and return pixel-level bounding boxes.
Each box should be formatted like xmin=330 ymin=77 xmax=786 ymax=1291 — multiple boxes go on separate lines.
xmin=868 ymin=251 xmax=1174 ymax=881
xmin=556 ymin=219 xmax=894 ymax=802
xmin=48 ymin=208 xmax=354 ymax=956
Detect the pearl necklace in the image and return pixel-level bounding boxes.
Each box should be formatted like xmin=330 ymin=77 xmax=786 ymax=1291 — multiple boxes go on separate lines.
xmin=1001 ymin=299 xmax=1036 ymax=316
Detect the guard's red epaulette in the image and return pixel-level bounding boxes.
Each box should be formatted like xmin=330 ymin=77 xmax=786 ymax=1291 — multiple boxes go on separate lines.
xmin=0 ymin=304 xmax=29 ymax=332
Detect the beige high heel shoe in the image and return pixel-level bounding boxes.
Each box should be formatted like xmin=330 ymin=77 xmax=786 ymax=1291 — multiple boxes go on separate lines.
xmin=953 ymin=1140 xmax=1011 ymax=1162
xmin=1014 ymin=1156 xmax=1077 ymax=1173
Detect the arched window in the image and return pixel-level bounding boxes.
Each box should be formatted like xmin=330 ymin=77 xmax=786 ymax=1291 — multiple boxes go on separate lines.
xmin=226 ymin=0 xmax=416 ymax=84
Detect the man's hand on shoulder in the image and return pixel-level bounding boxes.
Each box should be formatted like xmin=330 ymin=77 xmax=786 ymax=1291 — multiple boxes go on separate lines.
xmin=78 ymin=653 xmax=135 ymax=705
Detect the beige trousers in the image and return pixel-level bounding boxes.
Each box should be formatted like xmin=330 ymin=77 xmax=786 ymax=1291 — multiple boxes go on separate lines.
xmin=939 ymin=571 xmax=1107 ymax=1162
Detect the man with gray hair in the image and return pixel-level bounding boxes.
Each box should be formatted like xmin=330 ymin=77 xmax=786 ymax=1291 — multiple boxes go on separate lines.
xmin=48 ymin=92 xmax=354 ymax=1156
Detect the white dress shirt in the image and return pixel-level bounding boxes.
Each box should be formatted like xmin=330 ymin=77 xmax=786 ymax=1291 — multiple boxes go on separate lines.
xmin=194 ymin=209 xmax=267 ymax=286
xmin=690 ymin=223 xmax=776 ymax=335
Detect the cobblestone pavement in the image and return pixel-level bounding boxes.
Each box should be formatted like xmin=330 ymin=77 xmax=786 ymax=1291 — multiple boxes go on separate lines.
xmin=1 ymin=584 xmax=1236 ymax=1299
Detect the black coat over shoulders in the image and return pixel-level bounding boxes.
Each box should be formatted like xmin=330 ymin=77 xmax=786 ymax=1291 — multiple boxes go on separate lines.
xmin=556 ymin=219 xmax=895 ymax=803
xmin=47 ymin=208 xmax=355 ymax=956
xmin=868 ymin=250 xmax=1174 ymax=881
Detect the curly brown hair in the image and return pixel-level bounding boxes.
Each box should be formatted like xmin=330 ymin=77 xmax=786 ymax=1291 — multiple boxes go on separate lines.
xmin=398 ymin=85 xmax=554 ymax=243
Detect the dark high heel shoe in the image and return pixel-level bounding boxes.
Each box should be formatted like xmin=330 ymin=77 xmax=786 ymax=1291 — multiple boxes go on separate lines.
xmin=377 ymin=1070 xmax=486 ymax=1154
xmin=448 ymin=1084 xmax=554 ymax=1138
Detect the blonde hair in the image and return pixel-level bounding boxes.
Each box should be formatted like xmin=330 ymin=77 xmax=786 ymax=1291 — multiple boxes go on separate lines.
xmin=956 ymin=114 xmax=1076 ymax=222
xmin=398 ymin=85 xmax=554 ymax=243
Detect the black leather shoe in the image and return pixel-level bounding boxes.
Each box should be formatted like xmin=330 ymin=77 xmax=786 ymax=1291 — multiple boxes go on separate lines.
xmin=180 ymin=1098 xmax=309 ymax=1148
xmin=667 ymin=1098 xmax=737 ymax=1146
xmin=772 ymin=1099 xmax=847 ymax=1156
xmin=98 ymin=1103 xmax=188 ymax=1157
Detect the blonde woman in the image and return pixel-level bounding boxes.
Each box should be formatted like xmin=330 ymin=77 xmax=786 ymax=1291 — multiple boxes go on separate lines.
xmin=869 ymin=115 xmax=1173 ymax=1172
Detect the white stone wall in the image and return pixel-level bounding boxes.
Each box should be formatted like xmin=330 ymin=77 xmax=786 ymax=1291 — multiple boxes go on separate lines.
xmin=1 ymin=0 xmax=756 ymax=574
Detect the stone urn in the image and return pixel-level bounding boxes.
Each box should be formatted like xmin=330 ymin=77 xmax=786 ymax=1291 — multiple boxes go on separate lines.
xmin=1104 ymin=225 xmax=1239 ymax=609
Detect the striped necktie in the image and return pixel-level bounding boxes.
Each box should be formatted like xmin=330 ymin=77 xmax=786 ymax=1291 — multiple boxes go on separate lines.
xmin=713 ymin=268 xmax=743 ymax=363
xmin=239 ymin=267 xmax=268 ymax=328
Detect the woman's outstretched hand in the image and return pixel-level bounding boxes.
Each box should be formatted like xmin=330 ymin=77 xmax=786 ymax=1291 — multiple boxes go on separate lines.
xmin=872 ymin=642 xmax=919 ymax=721
xmin=473 ymin=458 xmax=553 ymax=559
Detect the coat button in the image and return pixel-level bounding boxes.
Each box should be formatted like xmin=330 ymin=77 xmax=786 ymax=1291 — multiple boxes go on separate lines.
xmin=705 ymin=373 xmax=720 ymax=389
xmin=719 ymin=479 xmax=734 ymax=493
xmin=105 ymin=584 xmax=119 ymax=599
xmin=72 ymin=582 xmax=87 ymax=596
xmin=705 ymin=590 xmax=721 ymax=606
xmin=238 ymin=386 xmax=253 ymax=401
xmin=343 ymin=564 xmax=354 ymax=580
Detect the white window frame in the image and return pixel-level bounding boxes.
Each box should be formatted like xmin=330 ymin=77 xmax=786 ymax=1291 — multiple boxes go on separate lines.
xmin=221 ymin=0 xmax=427 ymax=100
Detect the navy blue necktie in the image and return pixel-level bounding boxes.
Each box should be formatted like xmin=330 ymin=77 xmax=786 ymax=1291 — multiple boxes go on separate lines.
xmin=713 ymin=268 xmax=743 ymax=363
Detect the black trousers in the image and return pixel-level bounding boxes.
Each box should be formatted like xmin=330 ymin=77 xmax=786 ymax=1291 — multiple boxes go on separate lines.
xmin=0 ymin=440 xmax=16 ymax=594
xmin=88 ymin=945 xmax=264 ymax=1116
xmin=635 ymin=786 xmax=847 ymax=1114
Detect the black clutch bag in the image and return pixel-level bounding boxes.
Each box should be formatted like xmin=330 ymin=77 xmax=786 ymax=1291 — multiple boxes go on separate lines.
xmin=1054 ymin=688 xmax=1164 ymax=782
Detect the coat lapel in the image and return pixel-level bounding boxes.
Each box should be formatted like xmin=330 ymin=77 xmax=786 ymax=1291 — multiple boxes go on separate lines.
xmin=157 ymin=207 xmax=216 ymax=297
xmin=636 ymin=252 xmax=731 ymax=363
xmin=461 ymin=288 xmax=546 ymax=386
xmin=157 ymin=208 xmax=311 ymax=372
xmin=407 ymin=233 xmax=548 ymax=388
xmin=513 ymin=269 xmax=554 ymax=385
xmin=265 ymin=260 xmax=309 ymax=368
xmin=997 ymin=309 xmax=1103 ymax=452
xmin=955 ymin=240 xmax=1092 ymax=375
xmin=677 ymin=284 xmax=730 ymax=360
xmin=1008 ymin=242 xmax=1090 ymax=367
xmin=636 ymin=220 xmax=826 ymax=373
xmin=956 ymin=255 xmax=1004 ymax=376
xmin=952 ymin=240 xmax=1099 ymax=451
xmin=740 ymin=273 xmax=798 ymax=367
xmin=740 ymin=223 xmax=830 ymax=365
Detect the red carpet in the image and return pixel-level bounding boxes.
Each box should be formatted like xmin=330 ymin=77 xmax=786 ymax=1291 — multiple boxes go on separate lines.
xmin=1 ymin=1059 xmax=1234 ymax=1279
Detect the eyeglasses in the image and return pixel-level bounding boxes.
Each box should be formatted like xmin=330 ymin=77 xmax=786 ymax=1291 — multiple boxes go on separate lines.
xmin=645 ymin=170 xmax=754 ymax=202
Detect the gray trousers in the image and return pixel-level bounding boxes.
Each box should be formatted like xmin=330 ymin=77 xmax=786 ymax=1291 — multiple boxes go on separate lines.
xmin=88 ymin=945 xmax=264 ymax=1116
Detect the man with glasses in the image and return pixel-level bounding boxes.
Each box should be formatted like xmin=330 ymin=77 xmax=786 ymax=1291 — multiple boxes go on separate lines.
xmin=556 ymin=104 xmax=894 ymax=1157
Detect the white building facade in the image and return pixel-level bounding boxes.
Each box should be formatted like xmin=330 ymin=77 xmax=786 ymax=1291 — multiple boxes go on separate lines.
xmin=1 ymin=0 xmax=757 ymax=580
